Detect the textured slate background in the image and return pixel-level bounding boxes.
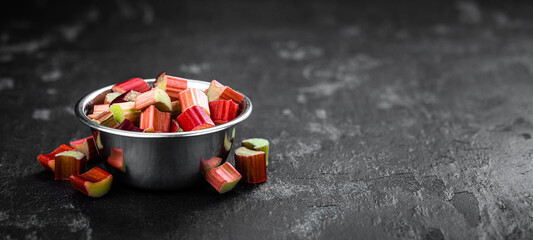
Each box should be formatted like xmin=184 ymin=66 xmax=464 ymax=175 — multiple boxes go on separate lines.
xmin=1 ymin=0 xmax=533 ymax=239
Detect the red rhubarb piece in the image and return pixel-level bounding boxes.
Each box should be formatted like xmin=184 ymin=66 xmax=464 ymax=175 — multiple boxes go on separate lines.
xmin=205 ymin=162 xmax=241 ymax=194
xmin=209 ymin=100 xmax=239 ymax=125
xmin=117 ymin=119 xmax=143 ymax=132
xmin=205 ymin=80 xmax=244 ymax=104
xmin=177 ymin=88 xmax=210 ymax=115
xmin=140 ymin=105 xmax=171 ymax=133
xmin=134 ymin=88 xmax=172 ymax=112
xmin=170 ymin=119 xmax=181 ymax=132
xmin=166 ymin=75 xmax=188 ymax=100
xmin=107 ymin=147 xmax=125 ymax=172
xmin=109 ymin=90 xmax=140 ymax=105
xmin=69 ymin=136 xmax=99 ymax=161
xmin=112 ymin=77 xmax=150 ymax=94
xmin=54 ymin=150 xmax=86 ymax=180
xmin=37 ymin=144 xmax=75 ymax=172
xmin=70 ymin=167 xmax=113 ymax=198
xmin=234 ymin=147 xmax=267 ymax=184
xmin=88 ymin=104 xmax=110 ymax=119
xmin=199 ymin=156 xmax=222 ymax=176
xmin=176 ymin=105 xmax=215 ymax=131
xmin=219 ymin=87 xmax=244 ymax=104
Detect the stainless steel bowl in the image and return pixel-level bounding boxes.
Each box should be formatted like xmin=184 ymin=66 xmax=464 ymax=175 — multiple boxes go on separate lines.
xmin=74 ymin=79 xmax=252 ymax=190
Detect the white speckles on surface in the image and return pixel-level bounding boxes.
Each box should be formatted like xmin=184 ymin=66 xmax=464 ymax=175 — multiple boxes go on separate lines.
xmin=67 ymin=213 xmax=90 ymax=232
xmin=32 ymin=109 xmax=51 ymax=121
xmin=315 ymin=109 xmax=327 ymax=119
xmin=376 ymin=86 xmax=414 ymax=110
xmin=245 ymin=179 xmax=313 ymax=201
xmin=179 ymin=63 xmax=210 ymax=75
xmin=297 ymin=93 xmax=307 ymax=104
xmin=0 ymin=211 xmax=9 ymax=222
xmin=282 ymin=108 xmax=293 ymax=117
xmin=456 ymin=1 xmax=482 ymax=25
xmin=41 ymin=69 xmax=62 ymax=82
xmin=0 ymin=78 xmax=14 ymax=91
xmin=0 ymin=38 xmax=50 ymax=54
xmin=308 ymin=122 xmax=342 ymax=141
xmin=275 ymin=41 xmax=323 ymax=61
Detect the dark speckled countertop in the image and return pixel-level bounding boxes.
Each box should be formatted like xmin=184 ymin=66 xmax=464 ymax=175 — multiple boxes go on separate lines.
xmin=2 ymin=0 xmax=533 ymax=239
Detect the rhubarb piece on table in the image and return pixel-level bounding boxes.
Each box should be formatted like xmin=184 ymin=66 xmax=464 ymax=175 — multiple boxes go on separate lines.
xmin=241 ymin=138 xmax=270 ymax=165
xmin=170 ymin=100 xmax=181 ymax=119
xmin=134 ymin=88 xmax=172 ymax=112
xmin=112 ymin=77 xmax=150 ymax=94
xmin=140 ymin=105 xmax=171 ymax=133
xmin=166 ymin=75 xmax=188 ymax=100
xmin=70 ymin=167 xmax=113 ymax=198
xmin=37 ymin=144 xmax=75 ymax=172
xmin=104 ymin=92 xmax=121 ymax=104
xmin=92 ymin=110 xmax=119 ymax=128
xmin=234 ymin=147 xmax=267 ymax=184
xmin=110 ymin=90 xmax=141 ymax=105
xmin=54 ymin=150 xmax=86 ymax=180
xmin=117 ymin=119 xmax=143 ymax=132
xmin=176 ymin=105 xmax=215 ymax=131
xmin=209 ymin=100 xmax=239 ymax=125
xmin=199 ymin=157 xmax=222 ymax=176
xmin=205 ymin=162 xmax=241 ymax=194
xmin=206 ymin=80 xmax=244 ymax=104
xmin=178 ymin=88 xmax=210 ymax=115
xmin=88 ymin=104 xmax=110 ymax=119
xmin=153 ymin=72 xmax=167 ymax=91
xmin=69 ymin=136 xmax=99 ymax=161
xmin=107 ymin=147 xmax=125 ymax=172
xmin=109 ymin=101 xmax=140 ymax=124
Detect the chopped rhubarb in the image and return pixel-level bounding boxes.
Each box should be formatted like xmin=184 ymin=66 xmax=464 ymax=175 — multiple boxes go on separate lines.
xmin=199 ymin=157 xmax=222 ymax=176
xmin=234 ymin=147 xmax=267 ymax=184
xmin=88 ymin=104 xmax=110 ymax=119
xmin=107 ymin=147 xmax=125 ymax=172
xmin=110 ymin=90 xmax=140 ymax=105
xmin=219 ymin=87 xmax=244 ymax=104
xmin=104 ymin=92 xmax=121 ymax=104
xmin=242 ymin=138 xmax=270 ymax=165
xmin=117 ymin=119 xmax=143 ymax=132
xmin=37 ymin=144 xmax=75 ymax=172
xmin=153 ymin=72 xmax=167 ymax=91
xmin=69 ymin=136 xmax=99 ymax=161
xmin=112 ymin=77 xmax=150 ymax=94
xmin=54 ymin=150 xmax=86 ymax=180
xmin=140 ymin=105 xmax=171 ymax=133
xmin=134 ymin=88 xmax=172 ymax=112
xmin=206 ymin=80 xmax=244 ymax=104
xmin=176 ymin=105 xmax=215 ymax=131
xmin=178 ymin=88 xmax=210 ymax=115
xmin=166 ymin=75 xmax=188 ymax=99
xmin=171 ymin=119 xmax=181 ymax=132
xmin=92 ymin=110 xmax=119 ymax=128
xmin=109 ymin=101 xmax=140 ymax=124
xmin=170 ymin=100 xmax=181 ymax=119
xmin=205 ymin=162 xmax=241 ymax=194
xmin=70 ymin=167 xmax=113 ymax=198
xmin=209 ymin=100 xmax=239 ymax=125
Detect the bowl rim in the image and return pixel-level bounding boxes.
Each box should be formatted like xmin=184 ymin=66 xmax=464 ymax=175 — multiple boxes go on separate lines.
xmin=74 ymin=78 xmax=252 ymax=138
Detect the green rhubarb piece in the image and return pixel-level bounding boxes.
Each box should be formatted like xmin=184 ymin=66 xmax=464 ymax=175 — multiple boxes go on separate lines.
xmin=242 ymin=138 xmax=269 ymax=165
xmin=109 ymin=102 xmax=140 ymax=124
xmin=105 ymin=92 xmax=121 ymax=104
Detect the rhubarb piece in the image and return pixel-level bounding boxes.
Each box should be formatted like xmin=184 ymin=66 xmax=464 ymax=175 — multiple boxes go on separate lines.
xmin=37 ymin=144 xmax=75 ymax=172
xmin=140 ymin=105 xmax=171 ymax=133
xmin=117 ymin=119 xmax=143 ymax=132
xmin=241 ymin=138 xmax=270 ymax=165
xmin=166 ymin=75 xmax=188 ymax=99
xmin=205 ymin=162 xmax=241 ymax=194
xmin=170 ymin=100 xmax=181 ymax=119
xmin=54 ymin=150 xmax=86 ymax=180
xmin=107 ymin=148 xmax=125 ymax=172
xmin=171 ymin=119 xmax=181 ymax=132
xmin=234 ymin=147 xmax=267 ymax=184
xmin=109 ymin=101 xmax=140 ymax=124
xmin=176 ymin=105 xmax=215 ymax=131
xmin=88 ymin=104 xmax=110 ymax=119
xmin=93 ymin=130 xmax=104 ymax=153
xmin=206 ymin=80 xmax=244 ymax=104
xmin=218 ymin=131 xmax=233 ymax=159
xmin=209 ymin=100 xmax=239 ymax=125
xmin=153 ymin=72 xmax=167 ymax=91
xmin=92 ymin=110 xmax=119 ymax=128
xmin=112 ymin=77 xmax=150 ymax=94
xmin=178 ymin=88 xmax=210 ymax=115
xmin=110 ymin=90 xmax=141 ymax=105
xmin=134 ymin=88 xmax=172 ymax=112
xmin=104 ymin=92 xmax=121 ymax=104
xmin=219 ymin=87 xmax=244 ymax=104
xmin=199 ymin=157 xmax=222 ymax=176
xmin=69 ymin=136 xmax=99 ymax=161
xmin=70 ymin=167 xmax=113 ymax=198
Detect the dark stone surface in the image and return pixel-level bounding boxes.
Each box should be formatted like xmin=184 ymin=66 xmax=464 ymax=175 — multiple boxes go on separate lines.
xmin=2 ymin=0 xmax=533 ymax=239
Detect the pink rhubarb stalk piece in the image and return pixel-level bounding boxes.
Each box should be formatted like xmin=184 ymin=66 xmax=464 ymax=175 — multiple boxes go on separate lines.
xmin=104 ymin=92 xmax=121 ymax=104
xmin=37 ymin=144 xmax=75 ymax=172
xmin=134 ymin=88 xmax=172 ymax=112
xmin=171 ymin=119 xmax=181 ymax=132
xmin=140 ymin=105 xmax=171 ymax=133
xmin=110 ymin=90 xmax=141 ymax=105
xmin=205 ymin=80 xmax=244 ymax=104
xmin=199 ymin=157 xmax=222 ymax=176
xmin=178 ymin=88 xmax=210 ymax=115
xmin=112 ymin=77 xmax=150 ymax=94
xmin=176 ymin=105 xmax=215 ymax=131
xmin=117 ymin=119 xmax=143 ymax=132
xmin=92 ymin=110 xmax=120 ymax=128
xmin=219 ymin=87 xmax=244 ymax=104
xmin=69 ymin=136 xmax=99 ymax=161
xmin=209 ymin=100 xmax=239 ymax=125
xmin=205 ymin=162 xmax=241 ymax=194
xmin=107 ymin=147 xmax=125 ymax=172
xmin=70 ymin=167 xmax=113 ymax=198
xmin=153 ymin=72 xmax=167 ymax=91
xmin=88 ymin=104 xmax=110 ymax=119
xmin=54 ymin=150 xmax=86 ymax=180
xmin=234 ymin=147 xmax=267 ymax=184
xmin=166 ymin=75 xmax=188 ymax=100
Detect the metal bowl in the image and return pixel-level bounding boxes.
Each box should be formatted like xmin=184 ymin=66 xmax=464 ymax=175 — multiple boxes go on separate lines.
xmin=74 ymin=79 xmax=252 ymax=190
